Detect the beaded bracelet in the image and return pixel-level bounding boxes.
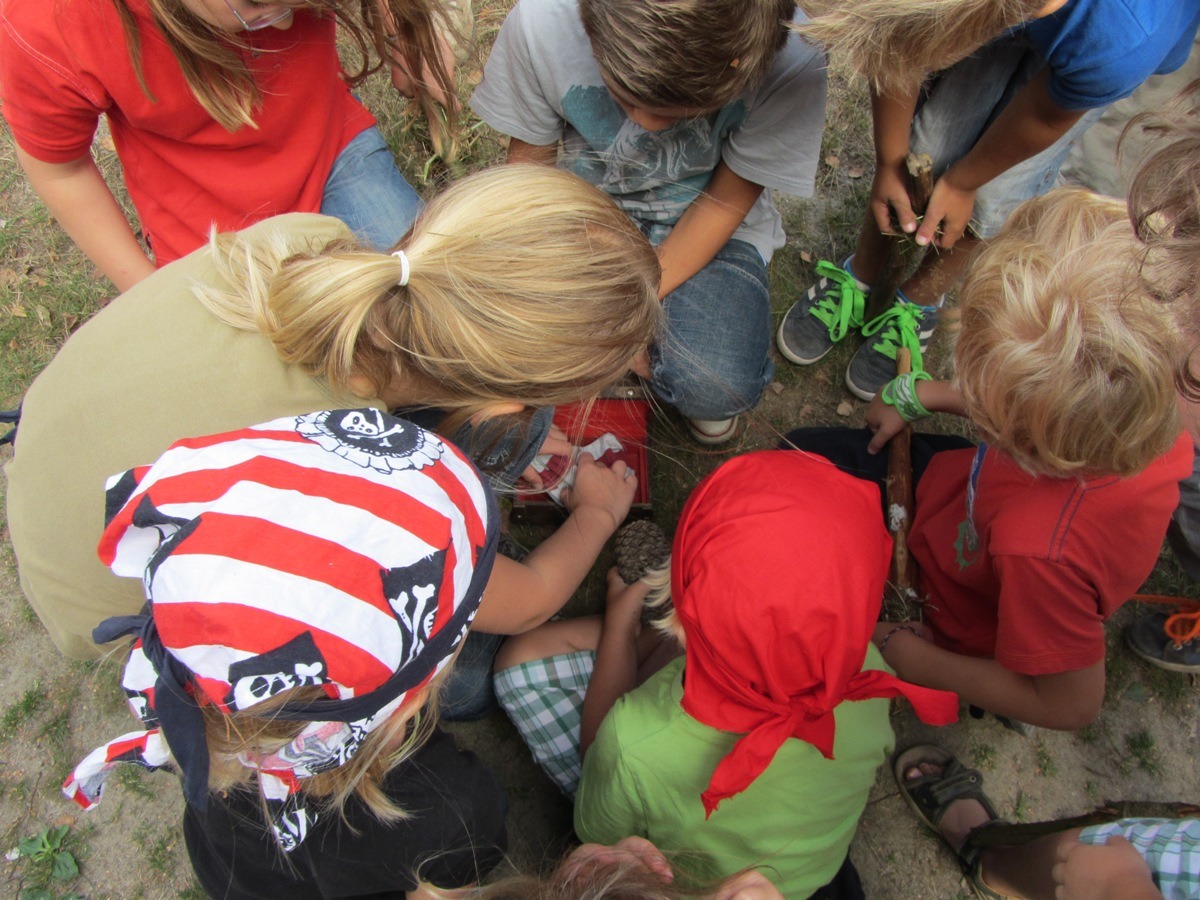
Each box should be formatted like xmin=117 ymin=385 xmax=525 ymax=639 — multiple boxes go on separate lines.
xmin=879 ymin=371 xmax=933 ymax=423
xmin=878 ymin=624 xmax=920 ymax=657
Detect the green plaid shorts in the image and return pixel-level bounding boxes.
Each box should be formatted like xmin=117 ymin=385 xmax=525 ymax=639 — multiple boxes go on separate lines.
xmin=493 ymin=650 xmax=595 ymax=796
xmin=1078 ymin=818 xmax=1199 ymax=899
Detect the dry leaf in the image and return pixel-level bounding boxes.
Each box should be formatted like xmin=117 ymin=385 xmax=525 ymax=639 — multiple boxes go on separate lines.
xmin=62 ymin=313 xmax=80 ymax=334
xmin=800 ymin=250 xmax=813 ymax=263
xmin=10 ymin=305 xmax=27 ymax=318
xmin=35 ymin=305 xmax=51 ymax=327
xmin=846 ymin=165 xmax=866 ymax=179
xmin=836 ymin=400 xmax=855 ymax=417
xmin=768 ymin=381 xmax=785 ymax=395
xmin=824 ymin=154 xmax=840 ymax=168
xmin=0 ymin=268 xmax=18 ymax=286
xmin=100 ymin=135 xmax=116 ymax=152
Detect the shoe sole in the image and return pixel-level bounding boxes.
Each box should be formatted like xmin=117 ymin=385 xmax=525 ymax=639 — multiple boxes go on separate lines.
xmin=776 ymin=313 xmax=836 ymax=366
xmin=686 ymin=417 xmax=739 ymax=446
xmin=844 ymin=366 xmax=880 ymax=402
xmin=1125 ymin=628 xmax=1200 ymax=673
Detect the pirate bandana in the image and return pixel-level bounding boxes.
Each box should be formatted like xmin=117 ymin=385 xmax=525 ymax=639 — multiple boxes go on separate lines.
xmin=63 ymin=410 xmax=498 ymax=851
xmin=671 ymin=452 xmax=958 ymax=817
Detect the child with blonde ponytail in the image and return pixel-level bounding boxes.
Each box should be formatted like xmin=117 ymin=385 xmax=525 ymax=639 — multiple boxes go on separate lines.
xmin=6 ymin=165 xmax=663 ymax=724
xmin=0 ymin=0 xmax=458 ymax=291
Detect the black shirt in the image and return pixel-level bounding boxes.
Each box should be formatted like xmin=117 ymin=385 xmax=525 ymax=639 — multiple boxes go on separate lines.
xmin=184 ymin=728 xmax=507 ymax=898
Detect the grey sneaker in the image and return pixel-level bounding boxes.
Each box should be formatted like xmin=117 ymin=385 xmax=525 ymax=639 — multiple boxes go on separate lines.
xmin=1126 ymin=611 xmax=1200 ymax=673
xmin=845 ymin=300 xmax=938 ymax=400
xmin=777 ymin=260 xmax=867 ymax=365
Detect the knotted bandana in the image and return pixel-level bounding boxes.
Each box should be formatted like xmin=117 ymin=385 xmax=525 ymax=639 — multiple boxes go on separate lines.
xmin=672 ymin=451 xmax=958 ymax=817
xmin=63 ymin=409 xmax=498 ymax=851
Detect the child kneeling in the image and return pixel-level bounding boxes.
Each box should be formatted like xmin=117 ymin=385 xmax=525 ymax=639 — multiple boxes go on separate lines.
xmin=494 ymin=452 xmax=957 ymax=897
xmin=788 ymin=188 xmax=1194 ymax=732
xmin=64 ymin=412 xmax=510 ymax=897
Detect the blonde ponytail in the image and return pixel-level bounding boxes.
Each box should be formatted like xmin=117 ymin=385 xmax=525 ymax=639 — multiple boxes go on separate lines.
xmin=195 ymin=165 xmax=663 ymax=414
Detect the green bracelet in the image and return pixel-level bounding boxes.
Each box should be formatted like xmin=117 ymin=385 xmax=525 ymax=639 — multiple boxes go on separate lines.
xmin=880 ymin=372 xmax=933 ymax=423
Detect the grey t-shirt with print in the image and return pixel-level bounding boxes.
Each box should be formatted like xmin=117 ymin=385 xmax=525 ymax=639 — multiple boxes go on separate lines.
xmin=471 ymin=0 xmax=827 ymax=264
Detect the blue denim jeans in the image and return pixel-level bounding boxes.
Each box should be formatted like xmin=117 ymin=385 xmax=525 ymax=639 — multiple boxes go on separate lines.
xmin=910 ymin=35 xmax=1106 ymax=238
xmin=320 ymin=126 xmax=423 ymax=251
xmin=648 ymin=233 xmax=774 ymax=420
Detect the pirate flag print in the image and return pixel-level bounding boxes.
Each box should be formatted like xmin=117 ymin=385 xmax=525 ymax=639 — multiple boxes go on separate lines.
xmin=63 ymin=410 xmax=499 ymax=851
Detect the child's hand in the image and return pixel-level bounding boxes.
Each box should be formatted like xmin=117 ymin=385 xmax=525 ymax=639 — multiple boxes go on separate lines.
xmin=865 ymin=394 xmax=908 ymax=454
xmin=870 ymin=160 xmax=918 ymax=236
xmin=1051 ymin=836 xmax=1160 ymax=900
xmin=916 ymin=170 xmax=977 ymax=249
xmin=604 ymin=567 xmax=651 ymax=627
xmin=561 ymin=453 xmax=636 ymax=531
xmin=517 ymin=426 xmax=574 ymax=491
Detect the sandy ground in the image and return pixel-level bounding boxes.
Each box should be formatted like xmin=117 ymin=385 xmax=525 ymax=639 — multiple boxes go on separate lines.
xmin=3 ymin=382 xmax=1198 ymax=898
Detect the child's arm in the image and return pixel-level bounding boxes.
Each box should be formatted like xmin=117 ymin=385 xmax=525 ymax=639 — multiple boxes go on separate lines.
xmin=915 ymin=70 xmax=1085 ymax=249
xmin=15 ymin=146 xmax=156 ymax=293
xmin=579 ymin=570 xmax=651 ymax=758
xmin=867 ymin=85 xmax=923 ymax=237
xmin=471 ymin=454 xmax=636 ymax=634
xmin=654 ymin=161 xmax=764 ymax=299
xmin=865 ymin=378 xmax=968 ymax=454
xmin=875 ymin=623 xmax=1106 ymax=729
xmin=505 ymin=138 xmax=558 ymax=166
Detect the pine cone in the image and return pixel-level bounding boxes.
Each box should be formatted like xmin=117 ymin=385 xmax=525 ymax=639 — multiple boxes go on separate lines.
xmin=614 ymin=520 xmax=670 ymax=584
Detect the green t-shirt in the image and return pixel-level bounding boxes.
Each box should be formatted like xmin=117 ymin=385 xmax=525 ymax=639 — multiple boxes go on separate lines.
xmin=5 ymin=214 xmax=379 ymax=658
xmin=574 ymin=654 xmax=894 ymax=897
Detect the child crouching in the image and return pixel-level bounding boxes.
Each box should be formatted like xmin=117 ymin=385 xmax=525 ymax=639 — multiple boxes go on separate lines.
xmin=64 ymin=411 xmax=507 ymax=897
xmin=789 ymin=187 xmax=1194 ymax=731
xmin=495 ymin=452 xmax=957 ymax=897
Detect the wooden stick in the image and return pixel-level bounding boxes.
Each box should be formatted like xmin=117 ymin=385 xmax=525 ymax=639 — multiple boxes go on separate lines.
xmin=886 ymin=347 xmax=918 ymax=595
xmin=865 ymin=153 xmax=935 ymax=323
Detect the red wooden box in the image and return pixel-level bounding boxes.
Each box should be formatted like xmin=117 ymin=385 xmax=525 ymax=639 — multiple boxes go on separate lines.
xmin=510 ymin=397 xmax=653 ymax=524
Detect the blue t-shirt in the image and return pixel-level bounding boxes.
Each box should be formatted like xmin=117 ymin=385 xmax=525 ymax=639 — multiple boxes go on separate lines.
xmin=1022 ymin=0 xmax=1200 ymax=109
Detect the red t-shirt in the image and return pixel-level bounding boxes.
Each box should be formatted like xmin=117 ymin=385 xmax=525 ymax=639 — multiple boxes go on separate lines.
xmin=908 ymin=433 xmax=1193 ymax=676
xmin=0 ymin=0 xmax=376 ymax=265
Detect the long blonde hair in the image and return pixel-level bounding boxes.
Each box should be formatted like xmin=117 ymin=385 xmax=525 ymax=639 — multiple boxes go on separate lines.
xmin=795 ymin=0 xmax=1045 ymax=93
xmin=110 ymin=0 xmax=455 ymax=133
xmin=203 ymin=680 xmax=440 ymax=822
xmin=194 ymin=165 xmax=663 ymax=429
xmin=955 ymin=188 xmax=1183 ymax=478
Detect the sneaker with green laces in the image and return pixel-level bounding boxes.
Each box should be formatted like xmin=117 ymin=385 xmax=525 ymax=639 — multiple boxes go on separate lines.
xmin=777 ymin=260 xmax=867 ymax=365
xmin=845 ymin=299 xmax=938 ymax=400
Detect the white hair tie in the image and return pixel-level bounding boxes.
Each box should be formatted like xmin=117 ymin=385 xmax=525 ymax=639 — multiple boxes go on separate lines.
xmin=391 ymin=250 xmax=411 ymax=288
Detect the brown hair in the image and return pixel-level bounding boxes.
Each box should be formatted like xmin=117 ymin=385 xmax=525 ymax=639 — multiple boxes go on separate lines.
xmin=1124 ymin=80 xmax=1200 ymax=398
xmin=110 ymin=0 xmax=455 ymax=133
xmin=579 ymin=0 xmax=796 ymax=109
xmin=796 ymin=0 xmax=1046 ymax=93
xmin=954 ymin=188 xmax=1183 ymax=478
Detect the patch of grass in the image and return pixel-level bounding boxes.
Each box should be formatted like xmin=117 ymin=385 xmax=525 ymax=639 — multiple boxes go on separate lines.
xmin=133 ymin=823 xmax=181 ymax=877
xmin=1012 ymin=791 xmax=1029 ymax=822
xmin=0 ymin=684 xmax=45 ymax=738
xmin=112 ymin=767 xmax=157 ymax=802
xmin=1125 ymin=729 xmax=1163 ymax=777
xmin=971 ymin=742 xmax=996 ymax=772
xmin=1034 ymin=740 xmax=1056 ymax=777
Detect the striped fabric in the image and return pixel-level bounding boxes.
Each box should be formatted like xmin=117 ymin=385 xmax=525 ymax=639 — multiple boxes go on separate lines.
xmin=1079 ymin=818 xmax=1200 ymax=900
xmin=64 ymin=410 xmax=498 ymax=851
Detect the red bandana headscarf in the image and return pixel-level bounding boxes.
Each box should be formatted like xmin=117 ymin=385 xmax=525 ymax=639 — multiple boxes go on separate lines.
xmin=673 ymin=451 xmax=958 ymax=817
